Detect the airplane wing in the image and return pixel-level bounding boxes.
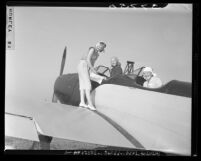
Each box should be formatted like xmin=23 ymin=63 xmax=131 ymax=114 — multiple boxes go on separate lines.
xmin=92 ymin=84 xmax=191 ymax=156
xmin=5 ymin=95 xmax=136 ymax=149
xmin=5 ymin=83 xmax=191 ymax=155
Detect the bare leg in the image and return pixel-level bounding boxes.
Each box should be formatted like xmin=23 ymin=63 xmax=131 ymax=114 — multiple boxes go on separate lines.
xmin=85 ymin=89 xmax=96 ymax=110
xmin=79 ymin=89 xmax=87 ymax=107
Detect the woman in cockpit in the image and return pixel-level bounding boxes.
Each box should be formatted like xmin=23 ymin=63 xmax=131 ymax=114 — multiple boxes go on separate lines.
xmin=110 ymin=57 xmax=123 ymax=77
xmin=142 ymin=67 xmax=162 ymax=88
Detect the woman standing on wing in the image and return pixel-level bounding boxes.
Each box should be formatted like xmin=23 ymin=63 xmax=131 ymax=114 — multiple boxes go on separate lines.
xmin=77 ymin=42 xmax=106 ymax=110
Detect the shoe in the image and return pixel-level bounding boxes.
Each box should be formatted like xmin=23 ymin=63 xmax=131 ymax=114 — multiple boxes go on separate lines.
xmin=87 ymin=105 xmax=96 ymax=111
xmin=79 ymin=103 xmax=88 ymax=108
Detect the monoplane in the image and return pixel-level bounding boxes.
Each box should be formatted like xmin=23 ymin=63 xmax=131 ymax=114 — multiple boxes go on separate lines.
xmin=5 ymin=47 xmax=192 ymax=155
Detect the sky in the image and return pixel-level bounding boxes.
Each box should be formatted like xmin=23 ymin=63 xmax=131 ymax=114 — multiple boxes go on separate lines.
xmin=6 ymin=4 xmax=192 ymax=102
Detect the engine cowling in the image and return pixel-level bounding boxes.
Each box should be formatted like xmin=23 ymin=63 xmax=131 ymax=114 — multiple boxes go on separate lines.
xmin=54 ymin=73 xmax=100 ymax=106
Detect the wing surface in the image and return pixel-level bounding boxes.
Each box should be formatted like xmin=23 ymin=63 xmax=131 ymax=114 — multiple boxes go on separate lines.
xmin=92 ymin=84 xmax=191 ymax=155
xmin=5 ymin=95 xmax=135 ymax=149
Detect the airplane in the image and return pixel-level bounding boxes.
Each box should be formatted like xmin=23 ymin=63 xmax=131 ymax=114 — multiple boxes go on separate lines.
xmin=5 ymin=46 xmax=192 ymax=155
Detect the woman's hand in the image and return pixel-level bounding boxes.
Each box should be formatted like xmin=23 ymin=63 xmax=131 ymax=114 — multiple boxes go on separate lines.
xmin=103 ymin=76 xmax=107 ymax=80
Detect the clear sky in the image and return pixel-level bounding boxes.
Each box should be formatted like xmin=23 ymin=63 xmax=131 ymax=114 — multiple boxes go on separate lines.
xmin=6 ymin=4 xmax=192 ymax=101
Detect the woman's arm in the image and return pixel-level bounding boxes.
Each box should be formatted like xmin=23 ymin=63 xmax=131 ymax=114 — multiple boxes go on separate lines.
xmin=87 ymin=48 xmax=97 ymax=74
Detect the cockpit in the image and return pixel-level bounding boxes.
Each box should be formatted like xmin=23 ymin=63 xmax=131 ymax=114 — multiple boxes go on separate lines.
xmin=95 ymin=62 xmax=146 ymax=86
xmin=95 ymin=61 xmax=191 ymax=98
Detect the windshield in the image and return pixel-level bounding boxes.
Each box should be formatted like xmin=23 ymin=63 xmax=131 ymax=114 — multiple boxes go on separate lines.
xmin=96 ymin=66 xmax=111 ymax=78
xmin=96 ymin=65 xmax=145 ymax=79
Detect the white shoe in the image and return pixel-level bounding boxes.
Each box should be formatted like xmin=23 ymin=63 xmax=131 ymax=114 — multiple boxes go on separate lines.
xmin=87 ymin=105 xmax=96 ymax=111
xmin=79 ymin=103 xmax=88 ymax=108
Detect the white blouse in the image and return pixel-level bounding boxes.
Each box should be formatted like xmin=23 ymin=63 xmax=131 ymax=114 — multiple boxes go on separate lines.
xmin=143 ymin=76 xmax=163 ymax=88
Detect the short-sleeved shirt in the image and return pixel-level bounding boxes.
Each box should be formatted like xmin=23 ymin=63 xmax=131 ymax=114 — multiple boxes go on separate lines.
xmin=143 ymin=76 xmax=162 ymax=88
xmin=81 ymin=47 xmax=99 ymax=67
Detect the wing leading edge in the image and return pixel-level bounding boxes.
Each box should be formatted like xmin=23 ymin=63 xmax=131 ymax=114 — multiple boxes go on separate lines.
xmin=5 ymin=95 xmax=137 ymax=149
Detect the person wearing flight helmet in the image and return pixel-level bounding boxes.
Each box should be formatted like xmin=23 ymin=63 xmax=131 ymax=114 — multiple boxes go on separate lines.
xmin=142 ymin=67 xmax=162 ymax=88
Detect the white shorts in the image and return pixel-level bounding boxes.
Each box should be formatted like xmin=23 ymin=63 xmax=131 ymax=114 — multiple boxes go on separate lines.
xmin=77 ymin=60 xmax=91 ymax=90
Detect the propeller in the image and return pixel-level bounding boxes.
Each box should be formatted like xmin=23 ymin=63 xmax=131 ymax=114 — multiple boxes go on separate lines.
xmin=52 ymin=46 xmax=67 ymax=103
xmin=59 ymin=46 xmax=67 ymax=76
